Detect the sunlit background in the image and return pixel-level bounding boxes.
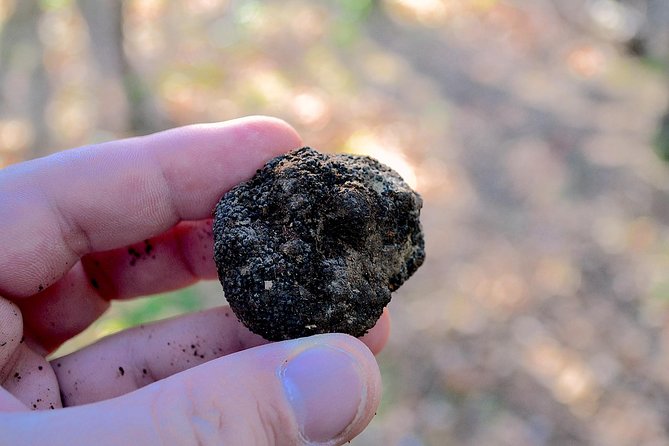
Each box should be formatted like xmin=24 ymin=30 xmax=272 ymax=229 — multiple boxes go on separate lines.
xmin=4 ymin=0 xmax=669 ymax=444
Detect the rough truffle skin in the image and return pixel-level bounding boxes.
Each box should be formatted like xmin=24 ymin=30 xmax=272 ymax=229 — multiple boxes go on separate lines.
xmin=213 ymin=147 xmax=425 ymax=341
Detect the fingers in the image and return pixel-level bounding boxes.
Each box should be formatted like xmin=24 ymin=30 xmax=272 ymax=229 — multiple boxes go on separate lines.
xmin=360 ymin=307 xmax=391 ymax=354
xmin=0 ymin=116 xmax=302 ymax=299
xmin=1 ymin=344 xmax=61 ymax=411
xmin=20 ymin=219 xmax=216 ymax=352
xmin=52 ymin=306 xmax=266 ymax=406
xmin=81 ymin=219 xmax=218 ymax=301
xmin=4 ymin=334 xmax=382 ymax=446
xmin=0 ymin=297 xmax=60 ymax=412
xmin=51 ymin=306 xmax=391 ymax=407
xmin=0 ymin=298 xmax=27 ymax=412
xmin=18 ymin=262 xmax=111 ymax=353
xmin=0 ymin=298 xmax=23 ymax=372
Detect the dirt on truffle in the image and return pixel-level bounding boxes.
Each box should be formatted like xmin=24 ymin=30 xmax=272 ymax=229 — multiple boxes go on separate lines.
xmin=213 ymin=147 xmax=425 ymax=340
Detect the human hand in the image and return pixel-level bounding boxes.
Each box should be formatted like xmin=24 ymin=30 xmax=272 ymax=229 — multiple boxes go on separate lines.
xmin=0 ymin=116 xmax=390 ymax=445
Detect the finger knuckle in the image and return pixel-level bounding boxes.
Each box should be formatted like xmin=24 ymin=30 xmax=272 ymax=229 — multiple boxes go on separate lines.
xmin=251 ymin=398 xmax=297 ymax=446
xmin=153 ymin=377 xmax=298 ymax=446
xmin=151 ymin=380 xmax=224 ymax=446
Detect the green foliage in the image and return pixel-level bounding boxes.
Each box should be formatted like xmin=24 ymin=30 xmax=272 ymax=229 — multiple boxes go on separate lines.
xmin=114 ymin=287 xmax=204 ymax=329
xmin=654 ymin=112 xmax=669 ymax=162
xmin=340 ymin=0 xmax=375 ymax=20
xmin=39 ymin=0 xmax=72 ymax=12
xmin=334 ymin=0 xmax=375 ymax=46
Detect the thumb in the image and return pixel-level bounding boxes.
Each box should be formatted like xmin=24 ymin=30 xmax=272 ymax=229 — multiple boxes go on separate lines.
xmin=1 ymin=334 xmax=382 ymax=446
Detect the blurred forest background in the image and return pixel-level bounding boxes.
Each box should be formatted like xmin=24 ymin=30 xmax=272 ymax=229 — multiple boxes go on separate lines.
xmin=4 ymin=0 xmax=669 ymax=444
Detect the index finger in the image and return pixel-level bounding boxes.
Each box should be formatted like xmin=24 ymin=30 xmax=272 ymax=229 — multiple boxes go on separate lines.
xmin=0 ymin=116 xmax=302 ymax=298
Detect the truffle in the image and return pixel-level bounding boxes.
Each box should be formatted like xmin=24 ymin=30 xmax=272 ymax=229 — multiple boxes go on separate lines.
xmin=213 ymin=147 xmax=425 ymax=340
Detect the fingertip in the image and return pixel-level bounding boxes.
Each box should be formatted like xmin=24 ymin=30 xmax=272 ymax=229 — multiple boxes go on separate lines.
xmin=360 ymin=308 xmax=391 ymax=355
xmin=0 ymin=299 xmax=27 ymax=412
xmin=133 ymin=116 xmax=304 ymax=222
xmin=240 ymin=115 xmax=303 ymax=150
xmin=213 ymin=115 xmax=302 ymax=164
xmin=0 ymin=297 xmax=23 ymax=365
xmin=0 ymin=297 xmax=22 ymax=338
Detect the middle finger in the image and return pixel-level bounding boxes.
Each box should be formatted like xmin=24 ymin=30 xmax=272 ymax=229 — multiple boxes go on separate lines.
xmin=19 ymin=219 xmax=217 ymax=352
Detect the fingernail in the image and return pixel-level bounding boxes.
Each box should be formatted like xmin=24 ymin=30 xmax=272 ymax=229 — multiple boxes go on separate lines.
xmin=281 ymin=345 xmax=365 ymax=443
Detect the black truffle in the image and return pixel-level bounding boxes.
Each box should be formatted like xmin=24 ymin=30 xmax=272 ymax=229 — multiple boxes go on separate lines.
xmin=213 ymin=147 xmax=425 ymax=340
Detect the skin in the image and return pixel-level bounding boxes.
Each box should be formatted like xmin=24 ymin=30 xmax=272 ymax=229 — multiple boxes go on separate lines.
xmin=0 ymin=116 xmax=391 ymax=445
